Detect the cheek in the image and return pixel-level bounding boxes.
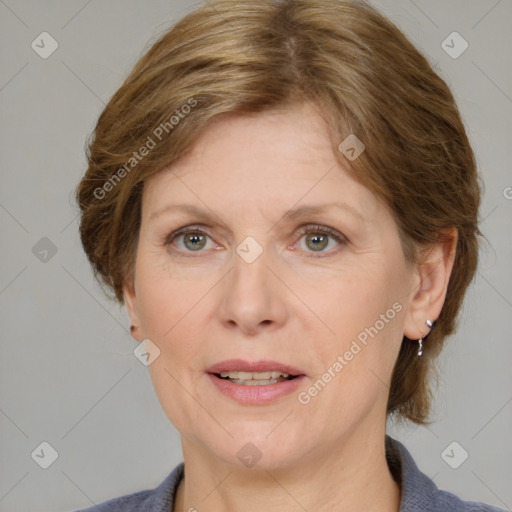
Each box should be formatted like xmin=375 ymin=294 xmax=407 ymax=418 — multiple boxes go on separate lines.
xmin=317 ymin=263 xmax=397 ymax=335
xmin=135 ymin=252 xmax=196 ymax=336
xmin=312 ymin=259 xmax=407 ymax=385
xmin=135 ymin=265 xmax=209 ymax=431
xmin=135 ymin=253 xmax=214 ymax=377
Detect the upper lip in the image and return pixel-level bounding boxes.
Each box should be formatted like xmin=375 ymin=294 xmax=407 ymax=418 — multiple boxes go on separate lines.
xmin=206 ymin=359 xmax=305 ymax=376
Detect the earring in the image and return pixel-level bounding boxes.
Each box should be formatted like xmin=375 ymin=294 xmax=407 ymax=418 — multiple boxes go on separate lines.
xmin=130 ymin=325 xmax=136 ymax=333
xmin=417 ymin=319 xmax=434 ymax=357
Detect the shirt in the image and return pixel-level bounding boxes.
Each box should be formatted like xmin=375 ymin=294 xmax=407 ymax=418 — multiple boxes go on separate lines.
xmin=74 ymin=435 xmax=506 ymax=511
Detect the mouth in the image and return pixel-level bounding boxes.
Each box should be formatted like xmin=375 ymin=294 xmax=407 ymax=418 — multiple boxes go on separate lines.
xmin=205 ymin=359 xmax=306 ymax=403
xmin=206 ymin=358 xmax=305 ymax=385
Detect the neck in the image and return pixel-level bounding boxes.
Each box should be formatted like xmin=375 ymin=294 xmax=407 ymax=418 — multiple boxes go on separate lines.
xmin=173 ymin=431 xmax=401 ymax=512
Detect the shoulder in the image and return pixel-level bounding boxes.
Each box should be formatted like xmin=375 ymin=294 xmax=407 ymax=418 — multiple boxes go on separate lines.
xmin=435 ymin=488 xmax=507 ymax=512
xmin=73 ymin=489 xmax=157 ymax=512
xmin=72 ymin=462 xmax=184 ymax=512
xmin=385 ymin=436 xmax=507 ymax=512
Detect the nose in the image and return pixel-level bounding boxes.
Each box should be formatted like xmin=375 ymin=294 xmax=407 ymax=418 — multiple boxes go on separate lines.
xmin=217 ymin=246 xmax=289 ymax=336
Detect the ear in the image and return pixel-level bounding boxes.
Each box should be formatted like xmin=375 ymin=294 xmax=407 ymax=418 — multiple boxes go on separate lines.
xmin=123 ymin=277 xmax=142 ymax=342
xmin=403 ymin=228 xmax=458 ymax=341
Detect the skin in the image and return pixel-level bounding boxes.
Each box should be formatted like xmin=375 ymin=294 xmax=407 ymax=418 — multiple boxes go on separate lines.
xmin=124 ymin=101 xmax=457 ymax=512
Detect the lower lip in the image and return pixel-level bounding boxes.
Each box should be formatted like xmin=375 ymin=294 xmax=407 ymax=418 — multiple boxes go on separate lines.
xmin=207 ymin=373 xmax=306 ymax=404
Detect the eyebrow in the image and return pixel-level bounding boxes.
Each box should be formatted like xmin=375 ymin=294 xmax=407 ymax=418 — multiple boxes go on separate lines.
xmin=149 ymin=202 xmax=366 ymax=225
xmin=281 ymin=203 xmax=366 ymax=224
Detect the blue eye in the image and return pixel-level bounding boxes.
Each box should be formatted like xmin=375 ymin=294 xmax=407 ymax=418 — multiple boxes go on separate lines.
xmin=295 ymin=225 xmax=346 ymax=255
xmin=164 ymin=224 xmax=346 ymax=257
xmin=165 ymin=227 xmax=214 ymax=253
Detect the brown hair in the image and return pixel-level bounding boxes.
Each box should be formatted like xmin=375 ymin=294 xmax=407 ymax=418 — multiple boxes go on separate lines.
xmin=76 ymin=0 xmax=482 ymax=424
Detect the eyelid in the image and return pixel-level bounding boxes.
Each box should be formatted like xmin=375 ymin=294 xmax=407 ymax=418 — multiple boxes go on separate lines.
xmin=162 ymin=224 xmax=211 ymax=244
xmin=295 ymin=224 xmax=346 ymax=242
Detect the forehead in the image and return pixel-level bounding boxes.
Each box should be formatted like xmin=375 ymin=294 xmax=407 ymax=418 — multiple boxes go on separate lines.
xmin=142 ymin=104 xmax=380 ymax=223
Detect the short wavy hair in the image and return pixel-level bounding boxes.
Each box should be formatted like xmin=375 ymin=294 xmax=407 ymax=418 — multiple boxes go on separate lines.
xmin=76 ymin=0 xmax=482 ymax=425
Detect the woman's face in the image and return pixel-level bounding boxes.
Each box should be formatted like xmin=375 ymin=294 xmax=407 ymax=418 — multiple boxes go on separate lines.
xmin=124 ymin=102 xmax=420 ymax=469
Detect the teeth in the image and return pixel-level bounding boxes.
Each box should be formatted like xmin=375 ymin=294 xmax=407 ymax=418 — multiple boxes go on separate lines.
xmin=219 ymin=371 xmax=290 ymax=380
xmin=230 ymin=378 xmax=281 ymax=386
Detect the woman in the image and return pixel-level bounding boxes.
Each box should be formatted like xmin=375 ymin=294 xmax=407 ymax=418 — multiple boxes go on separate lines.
xmin=74 ymin=0 xmax=505 ymax=511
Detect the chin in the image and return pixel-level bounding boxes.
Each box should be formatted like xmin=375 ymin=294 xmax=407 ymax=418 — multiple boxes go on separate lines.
xmin=207 ymin=429 xmax=312 ymax=471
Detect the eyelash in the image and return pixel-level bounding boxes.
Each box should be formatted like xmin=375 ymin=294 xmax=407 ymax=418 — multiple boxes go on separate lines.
xmin=162 ymin=224 xmax=347 ymax=258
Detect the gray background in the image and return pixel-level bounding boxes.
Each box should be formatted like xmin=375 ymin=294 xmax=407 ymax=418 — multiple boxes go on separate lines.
xmin=0 ymin=1 xmax=511 ymax=511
